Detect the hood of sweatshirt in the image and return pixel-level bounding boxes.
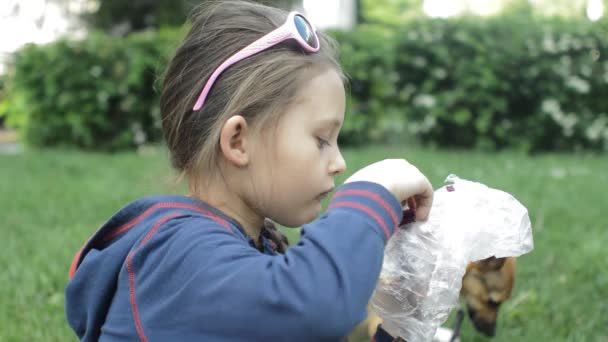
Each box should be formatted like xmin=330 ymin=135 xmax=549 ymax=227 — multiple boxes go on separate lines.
xmin=65 ymin=195 xmax=259 ymax=341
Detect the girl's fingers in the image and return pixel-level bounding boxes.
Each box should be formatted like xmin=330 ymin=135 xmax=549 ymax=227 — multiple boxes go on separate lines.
xmin=414 ymin=193 xmax=433 ymax=221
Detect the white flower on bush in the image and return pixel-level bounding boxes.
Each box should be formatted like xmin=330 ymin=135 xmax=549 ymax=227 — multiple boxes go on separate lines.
xmin=561 ymin=113 xmax=578 ymax=137
xmin=423 ymin=115 xmax=436 ymax=129
xmin=580 ymin=65 xmax=592 ymax=77
xmin=433 ymin=68 xmax=447 ymax=79
xmin=553 ymin=56 xmax=573 ymax=78
xmin=526 ymin=40 xmax=538 ymax=55
xmin=541 ymin=98 xmax=578 ymax=137
xmin=152 ymin=107 xmax=162 ymax=128
xmin=413 ymin=57 xmax=427 ymax=68
xmin=408 ymin=114 xmax=436 ymax=134
xmin=542 ymin=34 xmax=556 ymax=53
xmin=542 ymin=99 xmax=561 ymax=115
xmin=399 ymin=84 xmax=417 ymax=101
xmin=97 ymin=92 xmax=109 ymax=106
xmin=89 ymin=65 xmax=103 ymax=78
xmin=422 ymin=31 xmax=434 ymax=43
xmin=566 ymin=76 xmax=590 ymax=94
xmin=585 ymin=115 xmax=607 ymax=142
xmin=131 ymin=122 xmax=147 ymax=145
xmin=413 ymin=94 xmax=436 ymax=108
xmin=557 ymin=33 xmax=571 ymax=52
xmin=556 ymin=33 xmax=583 ymax=52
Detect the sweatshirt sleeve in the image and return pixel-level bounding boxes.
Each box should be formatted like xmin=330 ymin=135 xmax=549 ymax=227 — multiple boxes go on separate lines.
xmin=127 ymin=181 xmax=402 ymax=341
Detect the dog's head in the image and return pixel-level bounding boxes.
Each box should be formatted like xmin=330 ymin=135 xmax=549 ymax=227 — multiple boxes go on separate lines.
xmin=460 ymin=257 xmax=515 ymax=337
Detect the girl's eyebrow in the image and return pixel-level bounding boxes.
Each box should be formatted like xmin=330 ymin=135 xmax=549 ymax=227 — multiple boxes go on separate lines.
xmin=317 ymin=118 xmax=343 ymax=128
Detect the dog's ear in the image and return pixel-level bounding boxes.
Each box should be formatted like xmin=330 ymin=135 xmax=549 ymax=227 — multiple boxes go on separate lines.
xmin=477 ymin=256 xmax=507 ymax=271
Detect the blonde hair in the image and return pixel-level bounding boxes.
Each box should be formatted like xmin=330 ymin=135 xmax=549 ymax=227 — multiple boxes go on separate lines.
xmin=159 ymin=0 xmax=344 ymax=193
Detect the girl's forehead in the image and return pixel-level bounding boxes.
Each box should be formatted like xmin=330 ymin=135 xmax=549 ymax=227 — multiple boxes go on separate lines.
xmin=289 ymin=69 xmax=346 ymax=116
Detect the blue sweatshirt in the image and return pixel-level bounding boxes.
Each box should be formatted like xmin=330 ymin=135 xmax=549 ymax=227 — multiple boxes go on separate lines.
xmin=65 ymin=181 xmax=403 ymax=342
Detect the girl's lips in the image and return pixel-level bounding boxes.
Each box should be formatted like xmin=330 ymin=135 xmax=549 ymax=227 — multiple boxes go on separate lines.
xmin=316 ymin=188 xmax=334 ymax=200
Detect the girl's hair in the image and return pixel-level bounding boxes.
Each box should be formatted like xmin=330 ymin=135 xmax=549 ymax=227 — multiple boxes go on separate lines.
xmin=160 ymin=0 xmax=344 ymax=192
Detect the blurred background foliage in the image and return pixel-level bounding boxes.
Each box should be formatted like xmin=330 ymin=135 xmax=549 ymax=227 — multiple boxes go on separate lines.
xmin=84 ymin=0 xmax=300 ymax=34
xmin=0 ymin=28 xmax=184 ymax=150
xmin=0 ymin=0 xmax=607 ymax=152
xmin=336 ymin=15 xmax=608 ymax=152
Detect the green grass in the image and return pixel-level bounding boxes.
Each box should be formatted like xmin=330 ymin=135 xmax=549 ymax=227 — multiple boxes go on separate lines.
xmin=1 ymin=145 xmax=607 ymax=341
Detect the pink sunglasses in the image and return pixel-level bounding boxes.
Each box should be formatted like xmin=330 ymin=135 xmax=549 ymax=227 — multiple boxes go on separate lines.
xmin=192 ymin=11 xmax=320 ymax=111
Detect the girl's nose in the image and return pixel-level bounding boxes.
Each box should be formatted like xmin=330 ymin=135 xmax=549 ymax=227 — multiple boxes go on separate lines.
xmin=329 ymin=149 xmax=346 ymax=175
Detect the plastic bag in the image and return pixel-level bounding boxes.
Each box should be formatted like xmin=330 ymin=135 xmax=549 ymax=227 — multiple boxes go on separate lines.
xmin=371 ymin=175 xmax=534 ymax=341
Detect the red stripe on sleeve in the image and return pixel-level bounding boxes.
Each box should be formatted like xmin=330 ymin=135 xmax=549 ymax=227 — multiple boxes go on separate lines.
xmin=329 ymin=201 xmax=391 ymax=240
xmin=126 ymin=212 xmax=182 ymax=342
xmin=331 ymin=189 xmax=399 ymax=227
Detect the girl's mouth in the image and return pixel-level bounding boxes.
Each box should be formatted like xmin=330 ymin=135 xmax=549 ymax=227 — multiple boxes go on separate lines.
xmin=316 ymin=189 xmax=333 ymax=200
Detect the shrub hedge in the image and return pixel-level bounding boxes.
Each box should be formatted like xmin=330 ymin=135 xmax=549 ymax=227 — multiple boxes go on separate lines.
xmin=1 ymin=29 xmax=182 ymax=150
xmin=2 ymin=15 xmax=607 ymax=152
xmin=335 ymin=15 xmax=608 ymax=151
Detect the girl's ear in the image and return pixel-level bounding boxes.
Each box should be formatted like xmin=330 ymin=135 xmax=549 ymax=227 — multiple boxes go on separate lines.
xmin=219 ymin=115 xmax=250 ymax=167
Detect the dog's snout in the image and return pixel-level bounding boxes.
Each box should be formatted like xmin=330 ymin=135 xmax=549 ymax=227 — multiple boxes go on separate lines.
xmin=473 ymin=319 xmax=497 ymax=337
xmin=466 ymin=306 xmax=477 ymax=321
xmin=467 ymin=306 xmax=497 ymax=337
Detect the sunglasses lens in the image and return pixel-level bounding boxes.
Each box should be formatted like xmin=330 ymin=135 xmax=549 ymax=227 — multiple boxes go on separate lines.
xmin=294 ymin=15 xmax=318 ymax=49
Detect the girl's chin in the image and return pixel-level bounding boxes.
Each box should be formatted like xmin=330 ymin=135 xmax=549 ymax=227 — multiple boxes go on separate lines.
xmin=306 ymin=201 xmax=323 ymax=222
xmin=281 ymin=203 xmax=322 ymax=228
xmin=271 ymin=198 xmax=324 ymax=227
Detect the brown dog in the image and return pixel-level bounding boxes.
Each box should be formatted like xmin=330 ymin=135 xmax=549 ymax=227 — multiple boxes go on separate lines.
xmin=460 ymin=256 xmax=515 ymax=337
xmin=350 ymin=256 xmax=516 ymax=340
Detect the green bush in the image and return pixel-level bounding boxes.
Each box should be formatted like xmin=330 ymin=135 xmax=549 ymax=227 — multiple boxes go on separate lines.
xmin=0 ymin=74 xmax=6 ymax=128
xmin=331 ymin=26 xmax=401 ymax=145
xmin=337 ymin=15 xmax=608 ymax=152
xmin=3 ymin=28 xmax=183 ymax=150
xmin=3 ymin=15 xmax=607 ymax=152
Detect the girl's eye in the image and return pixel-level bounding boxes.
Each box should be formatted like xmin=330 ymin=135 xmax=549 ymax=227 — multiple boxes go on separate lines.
xmin=316 ymin=137 xmax=330 ymax=149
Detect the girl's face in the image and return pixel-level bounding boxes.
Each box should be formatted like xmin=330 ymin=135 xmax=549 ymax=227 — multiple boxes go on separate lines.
xmin=249 ymin=68 xmax=347 ymax=227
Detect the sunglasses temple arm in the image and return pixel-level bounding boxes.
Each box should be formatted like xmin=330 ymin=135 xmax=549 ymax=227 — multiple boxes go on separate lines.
xmin=192 ymin=25 xmax=292 ymax=111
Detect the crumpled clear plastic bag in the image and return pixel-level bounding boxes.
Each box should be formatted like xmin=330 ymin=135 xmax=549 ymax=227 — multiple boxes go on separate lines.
xmin=371 ymin=175 xmax=534 ymax=341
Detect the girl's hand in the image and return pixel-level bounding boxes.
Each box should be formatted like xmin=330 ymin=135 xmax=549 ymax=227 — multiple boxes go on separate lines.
xmin=344 ymin=159 xmax=433 ymax=221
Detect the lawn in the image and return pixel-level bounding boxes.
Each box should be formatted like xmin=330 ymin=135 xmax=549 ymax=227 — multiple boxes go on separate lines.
xmin=1 ymin=145 xmax=606 ymax=341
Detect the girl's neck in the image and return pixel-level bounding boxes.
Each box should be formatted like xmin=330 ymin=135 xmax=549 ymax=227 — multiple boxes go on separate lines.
xmin=190 ymin=179 xmax=264 ymax=245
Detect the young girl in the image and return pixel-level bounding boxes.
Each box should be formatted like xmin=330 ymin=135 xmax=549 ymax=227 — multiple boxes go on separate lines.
xmin=65 ymin=1 xmax=433 ymax=341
